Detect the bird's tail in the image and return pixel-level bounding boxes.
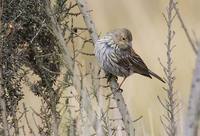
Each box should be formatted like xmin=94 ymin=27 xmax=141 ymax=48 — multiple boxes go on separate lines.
xmin=149 ymin=70 xmax=165 ymax=83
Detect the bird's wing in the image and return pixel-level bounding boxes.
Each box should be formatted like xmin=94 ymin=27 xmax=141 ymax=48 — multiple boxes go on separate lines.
xmin=116 ymin=48 xmax=151 ymax=77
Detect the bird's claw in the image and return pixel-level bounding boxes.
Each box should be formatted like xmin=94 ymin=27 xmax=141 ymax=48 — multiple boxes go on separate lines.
xmin=117 ymin=88 xmax=123 ymax=93
xmin=106 ymin=87 xmax=123 ymax=99
xmin=106 ymin=73 xmax=118 ymax=83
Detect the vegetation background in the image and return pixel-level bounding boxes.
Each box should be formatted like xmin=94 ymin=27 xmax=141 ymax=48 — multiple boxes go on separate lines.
xmin=1 ymin=0 xmax=200 ymax=136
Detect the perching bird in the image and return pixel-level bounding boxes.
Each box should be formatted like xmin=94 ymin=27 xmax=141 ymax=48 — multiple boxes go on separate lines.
xmin=95 ymin=28 xmax=165 ymax=88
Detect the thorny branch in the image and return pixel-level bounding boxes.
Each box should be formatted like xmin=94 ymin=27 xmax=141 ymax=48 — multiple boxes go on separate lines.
xmin=159 ymin=0 xmax=178 ymax=136
xmin=76 ymin=0 xmax=135 ymax=135
xmin=184 ymin=46 xmax=200 ymax=136
xmin=45 ymin=0 xmax=106 ymax=135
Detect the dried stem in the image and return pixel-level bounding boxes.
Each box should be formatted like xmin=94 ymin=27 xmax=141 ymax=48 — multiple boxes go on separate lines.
xmin=173 ymin=3 xmax=198 ymax=54
xmin=13 ymin=110 xmax=19 ymax=136
xmin=75 ymin=0 xmax=135 ymax=135
xmin=50 ymin=94 xmax=59 ymax=136
xmin=45 ymin=0 xmax=105 ymax=134
xmin=159 ymin=0 xmax=178 ymax=136
xmin=23 ymin=103 xmax=36 ymax=136
xmin=172 ymin=1 xmax=200 ymax=135
xmin=184 ymin=46 xmax=200 ymax=136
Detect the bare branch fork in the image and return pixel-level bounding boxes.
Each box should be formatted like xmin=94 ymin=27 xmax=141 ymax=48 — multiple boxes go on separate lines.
xmin=75 ymin=0 xmax=135 ymax=135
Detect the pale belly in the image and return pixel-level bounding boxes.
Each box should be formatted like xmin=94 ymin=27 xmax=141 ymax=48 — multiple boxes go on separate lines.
xmin=95 ymin=44 xmax=132 ymax=77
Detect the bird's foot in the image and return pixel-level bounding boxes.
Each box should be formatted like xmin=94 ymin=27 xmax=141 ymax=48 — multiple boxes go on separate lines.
xmin=106 ymin=73 xmax=118 ymax=83
xmin=117 ymin=88 xmax=123 ymax=93
xmin=106 ymin=87 xmax=123 ymax=99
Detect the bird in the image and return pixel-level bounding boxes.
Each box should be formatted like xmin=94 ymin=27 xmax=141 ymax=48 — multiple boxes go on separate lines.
xmin=95 ymin=28 xmax=165 ymax=89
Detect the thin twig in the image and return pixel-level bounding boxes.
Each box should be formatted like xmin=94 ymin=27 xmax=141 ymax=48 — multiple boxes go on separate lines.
xmin=77 ymin=51 xmax=95 ymax=56
xmin=30 ymin=19 xmax=46 ymax=44
xmin=173 ymin=2 xmax=198 ymax=54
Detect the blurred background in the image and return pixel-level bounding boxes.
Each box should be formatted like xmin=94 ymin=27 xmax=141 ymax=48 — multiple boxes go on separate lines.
xmin=85 ymin=0 xmax=200 ymax=135
xmin=14 ymin=0 xmax=200 ymax=135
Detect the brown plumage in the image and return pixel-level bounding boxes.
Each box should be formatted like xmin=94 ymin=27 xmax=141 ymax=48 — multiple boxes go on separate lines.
xmin=95 ymin=28 xmax=165 ymax=85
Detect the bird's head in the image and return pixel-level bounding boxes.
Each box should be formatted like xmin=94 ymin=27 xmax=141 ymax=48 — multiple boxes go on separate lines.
xmin=111 ymin=28 xmax=133 ymax=49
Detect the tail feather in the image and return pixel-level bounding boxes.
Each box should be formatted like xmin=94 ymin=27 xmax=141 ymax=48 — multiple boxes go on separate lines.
xmin=149 ymin=70 xmax=165 ymax=83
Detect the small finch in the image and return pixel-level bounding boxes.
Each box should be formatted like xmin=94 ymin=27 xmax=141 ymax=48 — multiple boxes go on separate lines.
xmin=95 ymin=28 xmax=165 ymax=88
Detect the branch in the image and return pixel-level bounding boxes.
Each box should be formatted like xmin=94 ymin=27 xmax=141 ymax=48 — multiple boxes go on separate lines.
xmin=159 ymin=0 xmax=178 ymax=135
xmin=173 ymin=2 xmax=200 ymax=135
xmin=45 ymin=0 xmax=105 ymax=134
xmin=23 ymin=103 xmax=36 ymax=136
xmin=184 ymin=46 xmax=200 ymax=136
xmin=75 ymin=0 xmax=98 ymax=43
xmin=75 ymin=0 xmax=135 ymax=135
xmin=173 ymin=2 xmax=198 ymax=54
